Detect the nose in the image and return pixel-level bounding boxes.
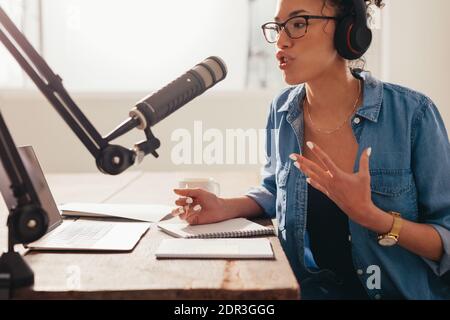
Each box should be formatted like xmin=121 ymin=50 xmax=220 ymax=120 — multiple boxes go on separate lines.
xmin=276 ymin=27 xmax=293 ymax=49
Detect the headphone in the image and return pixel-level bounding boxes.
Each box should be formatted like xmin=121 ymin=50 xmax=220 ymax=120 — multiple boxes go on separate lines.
xmin=334 ymin=0 xmax=373 ymax=60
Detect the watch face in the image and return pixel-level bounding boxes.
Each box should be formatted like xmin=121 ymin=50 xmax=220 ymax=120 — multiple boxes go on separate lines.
xmin=379 ymin=237 xmax=397 ymax=247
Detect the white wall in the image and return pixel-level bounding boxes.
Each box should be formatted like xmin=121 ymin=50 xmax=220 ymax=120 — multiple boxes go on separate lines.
xmin=0 ymin=89 xmax=276 ymax=173
xmin=1 ymin=0 xmax=449 ymax=173
xmin=382 ymin=0 xmax=450 ymax=122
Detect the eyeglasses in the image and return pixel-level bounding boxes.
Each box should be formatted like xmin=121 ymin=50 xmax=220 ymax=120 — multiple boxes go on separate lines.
xmin=261 ymin=15 xmax=338 ymax=43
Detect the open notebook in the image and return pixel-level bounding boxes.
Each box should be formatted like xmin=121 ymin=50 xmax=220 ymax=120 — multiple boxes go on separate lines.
xmin=157 ymin=217 xmax=275 ymax=239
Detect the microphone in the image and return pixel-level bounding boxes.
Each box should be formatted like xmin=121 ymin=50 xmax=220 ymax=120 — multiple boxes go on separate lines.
xmin=105 ymin=56 xmax=227 ymax=142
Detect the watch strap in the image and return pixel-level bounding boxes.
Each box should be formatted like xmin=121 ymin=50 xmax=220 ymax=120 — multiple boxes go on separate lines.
xmin=389 ymin=211 xmax=403 ymax=239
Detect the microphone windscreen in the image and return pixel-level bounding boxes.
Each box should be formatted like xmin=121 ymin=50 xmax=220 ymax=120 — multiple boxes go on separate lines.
xmin=192 ymin=56 xmax=227 ymax=89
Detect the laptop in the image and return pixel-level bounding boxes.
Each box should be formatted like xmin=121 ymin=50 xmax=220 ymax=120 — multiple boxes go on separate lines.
xmin=0 ymin=146 xmax=150 ymax=251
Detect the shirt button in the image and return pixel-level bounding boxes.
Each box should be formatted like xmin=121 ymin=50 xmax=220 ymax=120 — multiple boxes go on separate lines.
xmin=375 ymin=294 xmax=382 ymax=300
xmin=348 ymin=235 xmax=352 ymax=242
xmin=353 ymin=117 xmax=361 ymax=124
xmin=356 ymin=269 xmax=364 ymax=276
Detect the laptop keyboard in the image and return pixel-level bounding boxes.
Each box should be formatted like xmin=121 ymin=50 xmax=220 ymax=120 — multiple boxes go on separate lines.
xmin=44 ymin=220 xmax=115 ymax=246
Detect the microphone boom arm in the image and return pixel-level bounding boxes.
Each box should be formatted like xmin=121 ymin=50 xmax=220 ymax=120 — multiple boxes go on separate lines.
xmin=0 ymin=109 xmax=48 ymax=293
xmin=0 ymin=5 xmax=162 ymax=295
xmin=0 ymin=6 xmax=161 ymax=176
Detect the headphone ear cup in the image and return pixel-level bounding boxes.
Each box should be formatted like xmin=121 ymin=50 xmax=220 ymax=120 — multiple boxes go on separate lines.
xmin=353 ymin=25 xmax=372 ymax=55
xmin=334 ymin=16 xmax=372 ymax=60
xmin=334 ymin=16 xmax=359 ymax=60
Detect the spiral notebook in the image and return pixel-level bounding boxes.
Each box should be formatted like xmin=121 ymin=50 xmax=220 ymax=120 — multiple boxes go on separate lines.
xmin=157 ymin=218 xmax=275 ymax=239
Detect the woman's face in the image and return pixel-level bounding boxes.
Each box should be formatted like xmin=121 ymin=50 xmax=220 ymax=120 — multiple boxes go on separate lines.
xmin=274 ymin=0 xmax=340 ymax=85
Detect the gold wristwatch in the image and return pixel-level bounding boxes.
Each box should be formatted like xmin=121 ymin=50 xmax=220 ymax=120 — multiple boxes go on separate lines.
xmin=378 ymin=211 xmax=403 ymax=247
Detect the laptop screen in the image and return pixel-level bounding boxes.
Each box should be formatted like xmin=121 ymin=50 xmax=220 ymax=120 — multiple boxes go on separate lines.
xmin=0 ymin=145 xmax=62 ymax=232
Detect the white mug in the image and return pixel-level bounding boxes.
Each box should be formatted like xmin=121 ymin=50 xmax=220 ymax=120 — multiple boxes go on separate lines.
xmin=178 ymin=177 xmax=220 ymax=196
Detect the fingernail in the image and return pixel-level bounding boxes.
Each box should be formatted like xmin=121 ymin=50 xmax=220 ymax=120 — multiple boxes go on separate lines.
xmin=289 ymin=154 xmax=298 ymax=161
xmin=172 ymin=208 xmax=183 ymax=216
xmin=306 ymin=178 xmax=311 ymax=184
xmin=294 ymin=162 xmax=300 ymax=169
xmin=186 ymin=197 xmax=193 ymax=204
xmin=306 ymin=141 xmax=314 ymax=150
xmin=193 ymin=204 xmax=202 ymax=212
xmin=367 ymin=147 xmax=372 ymax=157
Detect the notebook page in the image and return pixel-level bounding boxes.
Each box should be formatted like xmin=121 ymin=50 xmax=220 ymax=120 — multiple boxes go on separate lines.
xmin=157 ymin=218 xmax=274 ymax=238
xmin=59 ymin=203 xmax=174 ymax=222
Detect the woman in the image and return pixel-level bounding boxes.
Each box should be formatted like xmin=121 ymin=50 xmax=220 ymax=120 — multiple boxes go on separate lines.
xmin=172 ymin=0 xmax=450 ymax=299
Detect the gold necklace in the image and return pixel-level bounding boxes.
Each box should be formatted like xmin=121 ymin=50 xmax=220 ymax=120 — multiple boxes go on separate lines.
xmin=305 ymin=80 xmax=361 ymax=135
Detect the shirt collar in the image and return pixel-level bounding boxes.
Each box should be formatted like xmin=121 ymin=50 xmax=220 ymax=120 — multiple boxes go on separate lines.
xmin=277 ymin=70 xmax=383 ymax=123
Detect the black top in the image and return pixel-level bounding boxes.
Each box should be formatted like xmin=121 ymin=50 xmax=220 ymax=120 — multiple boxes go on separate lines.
xmin=306 ymin=184 xmax=368 ymax=299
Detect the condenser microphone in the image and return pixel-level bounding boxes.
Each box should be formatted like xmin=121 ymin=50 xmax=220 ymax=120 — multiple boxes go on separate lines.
xmin=106 ymin=56 xmax=227 ymax=141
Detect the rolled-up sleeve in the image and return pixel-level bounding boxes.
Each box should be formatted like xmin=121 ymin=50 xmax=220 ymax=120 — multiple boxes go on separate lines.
xmin=411 ymin=99 xmax=450 ymax=276
xmin=427 ymin=225 xmax=450 ymax=276
xmin=246 ymin=103 xmax=277 ymax=219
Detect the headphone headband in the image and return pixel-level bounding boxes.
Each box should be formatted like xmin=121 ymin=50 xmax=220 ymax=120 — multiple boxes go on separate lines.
xmin=351 ymin=0 xmax=369 ymax=27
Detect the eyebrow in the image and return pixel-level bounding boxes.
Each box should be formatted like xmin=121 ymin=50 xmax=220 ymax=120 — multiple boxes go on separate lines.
xmin=274 ymin=9 xmax=308 ymax=22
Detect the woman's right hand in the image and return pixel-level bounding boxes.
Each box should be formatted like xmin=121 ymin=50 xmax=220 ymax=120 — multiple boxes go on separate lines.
xmin=171 ymin=188 xmax=230 ymax=225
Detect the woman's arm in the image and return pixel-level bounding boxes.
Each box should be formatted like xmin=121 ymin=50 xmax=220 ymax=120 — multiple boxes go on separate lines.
xmin=362 ymin=204 xmax=443 ymax=262
xmin=222 ymin=196 xmax=265 ymax=219
xmin=172 ymin=188 xmax=265 ymax=225
xmin=291 ymin=141 xmax=447 ymax=264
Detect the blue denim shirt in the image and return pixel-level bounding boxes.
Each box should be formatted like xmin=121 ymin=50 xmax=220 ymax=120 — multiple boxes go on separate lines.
xmin=246 ymin=71 xmax=450 ymax=300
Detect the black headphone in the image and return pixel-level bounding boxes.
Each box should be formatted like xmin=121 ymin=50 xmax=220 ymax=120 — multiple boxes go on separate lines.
xmin=334 ymin=0 xmax=372 ymax=60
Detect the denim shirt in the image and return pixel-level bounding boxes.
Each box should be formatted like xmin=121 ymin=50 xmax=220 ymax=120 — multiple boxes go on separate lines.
xmin=246 ymin=71 xmax=450 ymax=300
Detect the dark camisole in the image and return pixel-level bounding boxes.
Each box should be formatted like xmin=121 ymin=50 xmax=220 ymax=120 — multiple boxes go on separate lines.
xmin=306 ymin=184 xmax=369 ymax=299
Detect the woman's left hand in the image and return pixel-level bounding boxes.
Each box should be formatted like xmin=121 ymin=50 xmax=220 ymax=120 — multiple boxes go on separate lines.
xmin=290 ymin=141 xmax=375 ymax=227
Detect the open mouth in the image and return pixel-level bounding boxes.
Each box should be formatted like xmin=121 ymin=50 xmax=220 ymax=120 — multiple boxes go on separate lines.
xmin=279 ymin=56 xmax=290 ymax=69
xmin=277 ymin=51 xmax=293 ymax=70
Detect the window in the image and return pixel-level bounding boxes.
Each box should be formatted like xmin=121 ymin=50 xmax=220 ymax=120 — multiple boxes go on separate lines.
xmin=0 ymin=0 xmax=41 ymax=89
xmin=0 ymin=0 xmax=383 ymax=92
xmin=41 ymin=0 xmax=249 ymax=92
xmin=246 ymin=0 xmax=284 ymax=90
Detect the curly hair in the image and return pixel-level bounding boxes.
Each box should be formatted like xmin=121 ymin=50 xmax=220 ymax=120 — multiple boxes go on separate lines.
xmin=325 ymin=0 xmax=385 ymax=23
xmin=368 ymin=0 xmax=384 ymax=8
xmin=326 ymin=0 xmax=384 ymax=14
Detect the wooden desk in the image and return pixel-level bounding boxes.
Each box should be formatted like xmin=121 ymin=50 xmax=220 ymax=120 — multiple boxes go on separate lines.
xmin=1 ymin=171 xmax=300 ymax=299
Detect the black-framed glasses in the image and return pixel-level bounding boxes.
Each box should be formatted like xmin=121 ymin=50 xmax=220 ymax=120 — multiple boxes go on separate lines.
xmin=261 ymin=15 xmax=338 ymax=43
